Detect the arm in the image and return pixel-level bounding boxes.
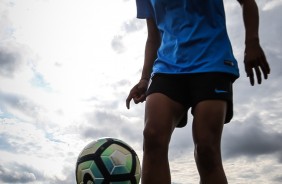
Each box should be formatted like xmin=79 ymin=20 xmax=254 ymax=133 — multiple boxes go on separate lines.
xmin=140 ymin=19 xmax=161 ymax=81
xmin=126 ymin=19 xmax=160 ymax=109
xmin=238 ymin=0 xmax=270 ymax=85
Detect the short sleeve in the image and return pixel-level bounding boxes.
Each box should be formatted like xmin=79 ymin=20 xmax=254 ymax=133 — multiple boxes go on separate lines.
xmin=136 ymin=0 xmax=154 ymax=19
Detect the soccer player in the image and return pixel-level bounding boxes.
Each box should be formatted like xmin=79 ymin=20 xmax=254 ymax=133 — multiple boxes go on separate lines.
xmin=126 ymin=0 xmax=270 ymax=183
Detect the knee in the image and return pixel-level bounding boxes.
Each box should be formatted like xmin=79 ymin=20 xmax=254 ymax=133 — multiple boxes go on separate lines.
xmin=194 ymin=144 xmax=221 ymax=171
xmin=143 ymin=126 xmax=170 ymax=153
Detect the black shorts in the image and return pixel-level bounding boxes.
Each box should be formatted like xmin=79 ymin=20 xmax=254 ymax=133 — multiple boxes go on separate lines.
xmin=146 ymin=72 xmax=236 ymax=128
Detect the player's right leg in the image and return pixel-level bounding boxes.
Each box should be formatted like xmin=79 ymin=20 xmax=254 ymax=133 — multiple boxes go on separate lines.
xmin=141 ymin=93 xmax=185 ymax=184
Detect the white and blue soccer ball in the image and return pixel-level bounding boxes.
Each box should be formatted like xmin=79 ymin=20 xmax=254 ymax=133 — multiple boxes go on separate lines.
xmin=76 ymin=138 xmax=141 ymax=184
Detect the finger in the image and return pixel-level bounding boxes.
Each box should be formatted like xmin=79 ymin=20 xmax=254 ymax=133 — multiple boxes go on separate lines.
xmin=133 ymin=97 xmax=140 ymax=104
xmin=135 ymin=94 xmax=146 ymax=103
xmin=126 ymin=90 xmax=135 ymax=109
xmin=248 ymin=69 xmax=254 ymax=86
xmin=260 ymin=56 xmax=271 ymax=79
xmin=245 ymin=64 xmax=254 ymax=86
xmin=261 ymin=52 xmax=271 ymax=74
xmin=261 ymin=63 xmax=269 ymax=80
xmin=133 ymin=94 xmax=143 ymax=104
xmin=126 ymin=84 xmax=140 ymax=109
xmin=126 ymin=95 xmax=132 ymax=109
xmin=254 ymin=66 xmax=262 ymax=84
xmin=249 ymin=74 xmax=254 ymax=86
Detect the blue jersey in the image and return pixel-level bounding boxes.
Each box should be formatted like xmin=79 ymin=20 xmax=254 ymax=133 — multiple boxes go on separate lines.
xmin=136 ymin=0 xmax=239 ymax=78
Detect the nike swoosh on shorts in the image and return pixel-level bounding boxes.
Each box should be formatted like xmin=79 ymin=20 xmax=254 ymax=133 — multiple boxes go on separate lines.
xmin=214 ymin=89 xmax=228 ymax=93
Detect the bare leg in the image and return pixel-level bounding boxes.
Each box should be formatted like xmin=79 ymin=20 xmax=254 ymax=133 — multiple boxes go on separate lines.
xmin=192 ymin=100 xmax=228 ymax=184
xmin=142 ymin=93 xmax=185 ymax=184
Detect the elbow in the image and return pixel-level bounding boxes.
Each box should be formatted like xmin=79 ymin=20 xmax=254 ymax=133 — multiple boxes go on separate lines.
xmin=146 ymin=36 xmax=161 ymax=47
xmin=146 ymin=34 xmax=161 ymax=48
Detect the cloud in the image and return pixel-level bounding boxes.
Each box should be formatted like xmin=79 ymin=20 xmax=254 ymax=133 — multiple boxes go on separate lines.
xmin=111 ymin=35 xmax=126 ymax=53
xmin=111 ymin=18 xmax=145 ymax=53
xmin=222 ymin=116 xmax=282 ymax=161
xmin=0 ymin=3 xmax=27 ymax=78
xmin=0 ymin=133 xmax=14 ymax=152
xmin=30 ymin=67 xmax=51 ymax=90
xmin=122 ymin=19 xmax=145 ymax=33
xmin=273 ymin=175 xmax=282 ymax=183
xmin=0 ymin=44 xmax=23 ymax=78
xmin=0 ymin=164 xmax=37 ymax=183
xmin=80 ymin=109 xmax=143 ymax=144
xmin=260 ymin=3 xmax=282 ymax=79
xmin=0 ymin=3 xmax=14 ymax=41
xmin=0 ymin=91 xmax=42 ymax=122
xmin=262 ymin=0 xmax=282 ymax=11
xmin=0 ymin=163 xmax=76 ymax=184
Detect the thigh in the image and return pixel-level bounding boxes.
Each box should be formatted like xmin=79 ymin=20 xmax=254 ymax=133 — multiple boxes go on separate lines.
xmin=189 ymin=72 xmax=235 ymax=124
xmin=145 ymin=93 xmax=186 ymax=138
xmin=146 ymin=74 xmax=192 ymax=128
xmin=192 ymin=100 xmax=227 ymax=145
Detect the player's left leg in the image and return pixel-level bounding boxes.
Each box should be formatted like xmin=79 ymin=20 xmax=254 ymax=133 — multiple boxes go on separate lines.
xmin=192 ymin=100 xmax=228 ymax=184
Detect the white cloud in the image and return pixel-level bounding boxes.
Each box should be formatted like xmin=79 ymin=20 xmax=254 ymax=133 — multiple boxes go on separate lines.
xmin=262 ymin=0 xmax=282 ymax=11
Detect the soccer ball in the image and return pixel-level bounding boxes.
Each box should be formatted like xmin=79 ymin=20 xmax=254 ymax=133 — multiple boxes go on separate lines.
xmin=76 ymin=138 xmax=141 ymax=184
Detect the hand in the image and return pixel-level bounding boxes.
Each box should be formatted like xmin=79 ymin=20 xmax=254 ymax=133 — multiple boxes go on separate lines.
xmin=126 ymin=79 xmax=149 ymax=109
xmin=244 ymin=40 xmax=270 ymax=86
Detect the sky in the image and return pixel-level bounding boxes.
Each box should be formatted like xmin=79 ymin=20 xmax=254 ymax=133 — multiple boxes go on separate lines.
xmin=0 ymin=0 xmax=281 ymax=183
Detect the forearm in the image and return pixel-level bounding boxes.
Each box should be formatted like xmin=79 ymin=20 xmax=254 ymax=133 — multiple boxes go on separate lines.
xmin=240 ymin=0 xmax=260 ymax=45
